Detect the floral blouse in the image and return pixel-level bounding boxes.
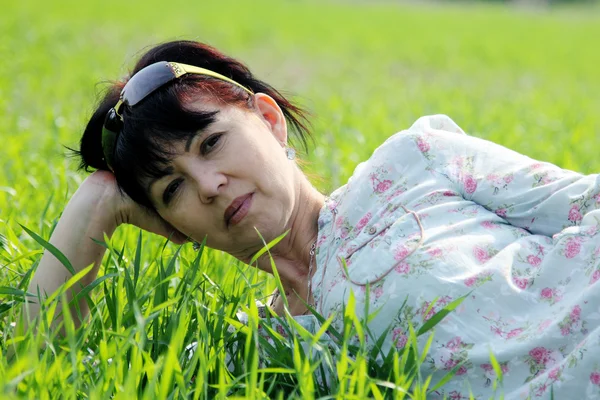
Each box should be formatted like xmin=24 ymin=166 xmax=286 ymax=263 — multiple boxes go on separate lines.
xmin=306 ymin=115 xmax=600 ymax=399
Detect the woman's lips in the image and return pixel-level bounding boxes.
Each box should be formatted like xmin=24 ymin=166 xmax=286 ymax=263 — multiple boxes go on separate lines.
xmin=224 ymin=193 xmax=254 ymax=227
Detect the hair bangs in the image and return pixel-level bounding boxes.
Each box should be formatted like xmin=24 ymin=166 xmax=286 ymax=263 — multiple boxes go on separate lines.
xmin=111 ymin=84 xmax=218 ymax=207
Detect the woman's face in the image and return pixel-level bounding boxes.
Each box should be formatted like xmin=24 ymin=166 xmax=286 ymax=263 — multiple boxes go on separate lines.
xmin=147 ymin=94 xmax=297 ymax=261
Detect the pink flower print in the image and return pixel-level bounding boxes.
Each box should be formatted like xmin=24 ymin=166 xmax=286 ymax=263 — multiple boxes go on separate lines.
xmin=529 ymin=347 xmax=551 ymax=365
xmin=421 ymin=296 xmax=452 ymax=321
xmin=317 ymin=235 xmax=327 ymax=247
xmin=503 ymin=174 xmax=514 ymax=184
xmin=491 ymin=326 xmax=503 ymax=337
xmin=564 ymin=238 xmax=581 ymax=259
xmin=438 ymin=296 xmax=452 ymax=307
xmin=570 ymin=305 xmax=581 ymax=321
xmin=486 ymin=173 xmax=499 ymax=182
xmin=394 ymin=262 xmax=410 ymax=274
xmin=560 ymin=326 xmax=570 ymax=336
xmin=355 ymin=212 xmax=372 ymax=232
xmin=495 ymin=208 xmax=507 ymax=218
xmin=480 ymin=363 xmax=493 ymax=373
xmin=464 ymin=276 xmax=477 ymax=287
xmin=548 ymin=367 xmax=561 ymax=382
xmin=448 ymin=391 xmax=465 ymax=400
xmin=538 ymin=319 xmax=552 ymax=333
xmin=392 ymin=328 xmax=407 ymax=349
xmin=481 ymin=362 xmax=509 ymax=375
xmin=396 ymin=335 xmax=407 ymax=349
xmin=595 ymin=193 xmax=600 ymax=205
xmin=416 ymin=137 xmax=430 ymax=153
xmin=513 ymin=277 xmax=529 ymax=290
xmin=590 ymin=371 xmax=600 ymax=386
xmin=535 ymin=384 xmax=549 ymax=397
xmin=541 ymin=175 xmax=553 ymax=185
xmin=375 ymin=180 xmax=392 ymax=193
xmin=444 ymin=358 xmax=459 ymax=370
xmin=506 ymin=328 xmax=523 ymax=339
xmin=340 ymin=227 xmax=349 ymax=239
xmin=540 ymin=288 xmax=554 ymax=299
xmin=385 ymin=188 xmax=406 ymax=201
xmin=443 ymin=190 xmax=456 ymax=197
xmin=427 ymin=248 xmax=443 ymax=258
xmin=568 ymin=204 xmax=583 ymax=222
xmin=527 ymin=255 xmax=542 ymax=267
xmin=393 ymin=245 xmax=410 ymax=261
xmin=443 ymin=357 xmax=467 ymax=376
xmin=446 ymin=336 xmax=462 ymax=351
xmin=530 ymin=163 xmax=544 ymax=171
xmin=463 ymin=175 xmax=477 ymax=194
xmin=421 ymin=302 xmax=435 ymax=321
xmin=373 ymin=286 xmax=384 ymax=299
xmin=473 ymin=246 xmax=491 ymax=263
xmin=590 ymin=269 xmax=600 ymax=284
xmin=481 ymin=220 xmax=498 ymax=229
xmin=585 ymin=225 xmax=598 ymax=236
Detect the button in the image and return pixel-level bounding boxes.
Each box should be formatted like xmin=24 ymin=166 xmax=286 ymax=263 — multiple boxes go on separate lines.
xmin=368 ymin=226 xmax=377 ymax=235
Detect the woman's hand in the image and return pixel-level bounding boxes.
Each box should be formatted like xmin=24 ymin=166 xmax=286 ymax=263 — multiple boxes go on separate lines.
xmin=26 ymin=170 xmax=187 ymax=328
xmin=98 ymin=171 xmax=187 ymax=244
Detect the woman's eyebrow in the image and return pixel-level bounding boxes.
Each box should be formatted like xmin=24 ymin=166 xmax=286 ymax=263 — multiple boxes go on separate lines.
xmin=184 ymin=134 xmax=197 ymax=152
xmin=185 ymin=130 xmax=205 ymax=152
xmin=147 ymin=165 xmax=175 ymax=192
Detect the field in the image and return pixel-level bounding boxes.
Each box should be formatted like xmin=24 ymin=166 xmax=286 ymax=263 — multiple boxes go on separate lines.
xmin=2 ymin=0 xmax=600 ymax=398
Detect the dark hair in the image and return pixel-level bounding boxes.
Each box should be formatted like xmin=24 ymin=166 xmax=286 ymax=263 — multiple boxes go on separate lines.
xmin=76 ymin=40 xmax=311 ymax=209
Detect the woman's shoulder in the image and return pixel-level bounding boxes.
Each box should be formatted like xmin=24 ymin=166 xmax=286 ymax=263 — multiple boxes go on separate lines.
xmin=315 ymin=115 xmax=471 ymax=284
xmin=333 ymin=114 xmax=464 ymax=203
xmin=319 ymin=115 xmax=463 ymax=246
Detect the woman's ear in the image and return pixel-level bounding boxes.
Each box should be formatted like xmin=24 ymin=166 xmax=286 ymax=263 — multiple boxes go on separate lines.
xmin=253 ymin=93 xmax=288 ymax=146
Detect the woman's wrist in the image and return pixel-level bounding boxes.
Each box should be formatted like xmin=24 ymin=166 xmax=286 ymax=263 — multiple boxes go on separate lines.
xmin=77 ymin=170 xmax=123 ymax=232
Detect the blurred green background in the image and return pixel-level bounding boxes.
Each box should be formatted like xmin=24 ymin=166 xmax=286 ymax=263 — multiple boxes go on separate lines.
xmin=2 ymin=0 xmax=600 ymax=396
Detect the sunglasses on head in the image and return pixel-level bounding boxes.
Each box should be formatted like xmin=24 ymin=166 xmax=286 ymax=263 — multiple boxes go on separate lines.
xmin=101 ymin=61 xmax=253 ymax=171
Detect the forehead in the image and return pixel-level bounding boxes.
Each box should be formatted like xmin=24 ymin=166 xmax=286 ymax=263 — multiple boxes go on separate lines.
xmin=139 ymin=103 xmax=257 ymax=188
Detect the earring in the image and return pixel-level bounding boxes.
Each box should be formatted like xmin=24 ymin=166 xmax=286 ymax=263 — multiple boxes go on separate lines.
xmin=192 ymin=241 xmax=201 ymax=251
xmin=286 ymin=147 xmax=296 ymax=160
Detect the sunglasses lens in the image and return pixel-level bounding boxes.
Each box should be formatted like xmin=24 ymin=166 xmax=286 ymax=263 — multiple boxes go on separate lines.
xmin=103 ymin=108 xmax=120 ymax=132
xmin=121 ymin=61 xmax=176 ymax=106
xmin=102 ymin=108 xmax=121 ymax=169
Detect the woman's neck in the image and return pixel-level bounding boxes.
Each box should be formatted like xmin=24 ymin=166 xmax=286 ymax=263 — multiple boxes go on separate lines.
xmin=254 ymin=172 xmax=325 ymax=300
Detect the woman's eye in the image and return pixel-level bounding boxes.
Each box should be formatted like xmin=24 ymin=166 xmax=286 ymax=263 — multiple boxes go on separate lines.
xmin=163 ymin=179 xmax=181 ymax=204
xmin=201 ymin=134 xmax=221 ymax=155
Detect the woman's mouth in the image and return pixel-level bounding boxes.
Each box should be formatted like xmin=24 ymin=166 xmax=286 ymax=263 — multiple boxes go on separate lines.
xmin=224 ymin=192 xmax=254 ymax=227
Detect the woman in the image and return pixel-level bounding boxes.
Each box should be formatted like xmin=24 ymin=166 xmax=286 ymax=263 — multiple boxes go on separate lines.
xmin=28 ymin=40 xmax=600 ymax=399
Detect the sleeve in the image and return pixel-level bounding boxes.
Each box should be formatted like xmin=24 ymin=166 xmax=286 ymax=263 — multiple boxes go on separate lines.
xmin=402 ymin=115 xmax=600 ymax=236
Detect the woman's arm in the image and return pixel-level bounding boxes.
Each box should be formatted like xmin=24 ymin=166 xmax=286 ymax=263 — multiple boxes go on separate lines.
xmin=397 ymin=115 xmax=599 ymax=236
xmin=26 ymin=171 xmax=185 ymax=328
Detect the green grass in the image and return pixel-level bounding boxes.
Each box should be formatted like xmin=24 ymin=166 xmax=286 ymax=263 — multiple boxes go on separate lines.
xmin=1 ymin=0 xmax=600 ymax=398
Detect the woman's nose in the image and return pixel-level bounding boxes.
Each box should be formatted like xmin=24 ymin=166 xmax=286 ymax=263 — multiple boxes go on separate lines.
xmin=192 ymin=168 xmax=226 ymax=204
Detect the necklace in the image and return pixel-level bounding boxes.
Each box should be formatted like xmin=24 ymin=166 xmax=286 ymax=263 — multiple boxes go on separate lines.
xmin=270 ymin=240 xmax=317 ymax=314
xmin=307 ymin=240 xmax=317 ymax=306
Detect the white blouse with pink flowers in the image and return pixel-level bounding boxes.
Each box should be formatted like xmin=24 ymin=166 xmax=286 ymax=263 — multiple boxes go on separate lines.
xmin=309 ymin=115 xmax=600 ymax=399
